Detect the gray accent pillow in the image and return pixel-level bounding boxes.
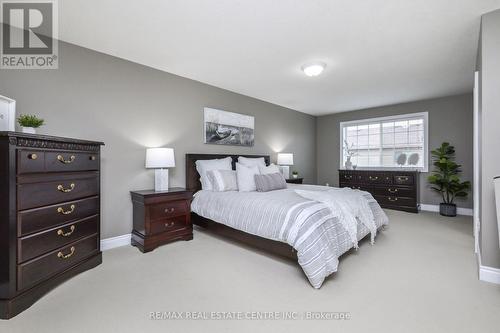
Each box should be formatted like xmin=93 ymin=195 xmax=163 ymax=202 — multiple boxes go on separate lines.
xmin=254 ymin=172 xmax=287 ymax=192
xmin=207 ymin=169 xmax=238 ymax=191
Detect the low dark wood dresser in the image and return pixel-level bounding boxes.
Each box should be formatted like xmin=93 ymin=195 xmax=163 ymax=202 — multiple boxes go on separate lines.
xmin=339 ymin=169 xmax=419 ymax=213
xmin=0 ymin=132 xmax=104 ymax=319
xmin=130 ymin=188 xmax=193 ymax=253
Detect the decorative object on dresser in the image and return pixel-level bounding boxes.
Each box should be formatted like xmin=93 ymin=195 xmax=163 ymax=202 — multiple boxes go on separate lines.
xmin=17 ymin=114 xmax=45 ymax=134
xmin=204 ymin=107 xmax=255 ymax=147
xmin=343 ymin=140 xmax=356 ymax=170
xmin=277 ymin=153 xmax=294 ymax=179
xmin=130 ymin=188 xmax=193 ymax=253
xmin=427 ymin=142 xmax=470 ymax=217
xmin=145 ymin=147 xmax=175 ymax=192
xmin=291 ymin=170 xmax=299 ymax=179
xmin=339 ymin=169 xmax=419 ymax=213
xmin=0 ymin=132 xmax=104 ymax=319
xmin=286 ymin=177 xmax=303 ymax=184
xmin=0 ymin=95 xmax=16 ymax=131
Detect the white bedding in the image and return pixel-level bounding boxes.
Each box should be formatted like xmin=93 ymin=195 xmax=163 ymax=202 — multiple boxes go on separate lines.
xmin=191 ymin=184 xmax=389 ymax=288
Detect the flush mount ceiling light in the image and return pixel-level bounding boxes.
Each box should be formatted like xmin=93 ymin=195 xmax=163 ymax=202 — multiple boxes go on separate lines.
xmin=301 ymin=62 xmax=326 ymax=77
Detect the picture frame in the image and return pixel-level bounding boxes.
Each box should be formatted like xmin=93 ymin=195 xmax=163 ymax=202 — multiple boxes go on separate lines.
xmin=203 ymin=107 xmax=254 ymax=147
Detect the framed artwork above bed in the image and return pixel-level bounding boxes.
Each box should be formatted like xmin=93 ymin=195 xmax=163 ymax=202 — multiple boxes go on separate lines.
xmin=204 ymin=107 xmax=254 ymax=146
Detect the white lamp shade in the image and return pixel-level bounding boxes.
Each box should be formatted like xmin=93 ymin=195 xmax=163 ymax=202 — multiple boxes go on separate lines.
xmin=145 ymin=148 xmax=175 ymax=168
xmin=277 ymin=153 xmax=294 ymax=165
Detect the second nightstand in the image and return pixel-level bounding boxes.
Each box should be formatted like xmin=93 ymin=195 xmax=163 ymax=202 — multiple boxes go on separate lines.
xmin=286 ymin=177 xmax=304 ymax=184
xmin=130 ymin=188 xmax=193 ymax=252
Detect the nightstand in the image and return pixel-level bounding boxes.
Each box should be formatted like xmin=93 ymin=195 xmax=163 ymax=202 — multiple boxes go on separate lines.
xmin=286 ymin=177 xmax=304 ymax=184
xmin=130 ymin=188 xmax=193 ymax=252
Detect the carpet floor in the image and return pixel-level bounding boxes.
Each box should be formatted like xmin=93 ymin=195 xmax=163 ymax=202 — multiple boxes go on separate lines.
xmin=1 ymin=210 xmax=499 ymax=333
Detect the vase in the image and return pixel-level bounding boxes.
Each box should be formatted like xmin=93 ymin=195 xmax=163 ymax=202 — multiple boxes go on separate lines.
xmin=21 ymin=127 xmax=36 ymax=134
xmin=439 ymin=203 xmax=457 ymax=217
xmin=345 ymin=156 xmax=352 ymax=170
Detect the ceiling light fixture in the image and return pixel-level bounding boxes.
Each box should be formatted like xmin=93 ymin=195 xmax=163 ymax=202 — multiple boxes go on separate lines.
xmin=301 ymin=62 xmax=326 ymax=77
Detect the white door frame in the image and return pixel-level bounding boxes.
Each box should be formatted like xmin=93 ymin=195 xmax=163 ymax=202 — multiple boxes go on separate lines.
xmin=0 ymin=95 xmax=16 ymax=131
xmin=473 ymin=71 xmax=480 ymax=254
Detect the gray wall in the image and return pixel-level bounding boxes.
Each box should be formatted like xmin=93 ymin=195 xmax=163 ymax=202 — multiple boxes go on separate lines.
xmin=478 ymin=9 xmax=500 ymax=269
xmin=316 ymin=94 xmax=473 ymax=208
xmin=0 ymin=41 xmax=316 ymax=239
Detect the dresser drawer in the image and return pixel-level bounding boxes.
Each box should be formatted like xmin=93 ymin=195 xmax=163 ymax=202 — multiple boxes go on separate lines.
xmin=149 ymin=200 xmax=189 ymax=220
xmin=374 ymin=195 xmax=416 ymax=207
xmin=393 ymin=174 xmax=414 ymax=185
xmin=18 ymin=196 xmax=99 ymax=236
xmin=18 ymin=215 xmax=99 ymax=263
xmin=362 ymin=173 xmax=392 ymax=184
xmin=17 ymin=234 xmax=99 ymax=291
xmin=372 ymin=186 xmax=415 ymax=197
xmin=45 ymin=151 xmax=99 ymax=173
xmin=18 ymin=175 xmax=99 ymax=210
xmin=149 ymin=216 xmax=188 ymax=235
xmin=17 ymin=150 xmax=99 ymax=174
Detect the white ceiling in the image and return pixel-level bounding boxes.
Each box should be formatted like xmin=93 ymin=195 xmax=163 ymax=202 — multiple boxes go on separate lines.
xmin=59 ymin=0 xmax=500 ymax=115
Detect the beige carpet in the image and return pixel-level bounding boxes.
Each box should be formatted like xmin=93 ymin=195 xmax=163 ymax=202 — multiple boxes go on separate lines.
xmin=1 ymin=210 xmax=499 ymax=333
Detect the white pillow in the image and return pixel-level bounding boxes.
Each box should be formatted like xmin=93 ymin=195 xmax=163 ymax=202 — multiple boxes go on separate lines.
xmin=236 ymin=163 xmax=260 ymax=192
xmin=238 ymin=156 xmax=266 ymax=168
xmin=195 ymin=157 xmax=232 ymax=190
xmin=206 ymin=170 xmax=238 ymax=191
xmin=258 ymin=163 xmax=280 ymax=175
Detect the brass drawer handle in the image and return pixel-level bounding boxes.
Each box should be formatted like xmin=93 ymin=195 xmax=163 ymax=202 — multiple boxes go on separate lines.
xmin=89 ymin=155 xmax=96 ymax=161
xmin=344 ymin=175 xmax=353 ymax=180
xmin=57 ymin=154 xmax=76 ymax=164
xmin=397 ymin=176 xmax=409 ymax=181
xmin=388 ymin=188 xmax=399 ymax=194
xmin=369 ymin=176 xmax=379 ymax=181
xmin=388 ymin=197 xmax=398 ymax=202
xmin=164 ymin=221 xmax=175 ymax=228
xmin=57 ymin=183 xmax=75 ymax=193
xmin=57 ymin=204 xmax=76 ymax=215
xmin=57 ymin=246 xmax=75 ymax=259
xmin=57 ymin=225 xmax=76 ymax=237
xmin=164 ymin=207 xmax=175 ymax=214
xmin=28 ymin=153 xmax=38 ymax=160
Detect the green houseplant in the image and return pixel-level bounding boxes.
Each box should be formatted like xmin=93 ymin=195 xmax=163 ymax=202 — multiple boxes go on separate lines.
xmin=291 ymin=171 xmax=299 ymax=179
xmin=427 ymin=142 xmax=470 ymax=217
xmin=17 ymin=114 xmax=44 ymax=134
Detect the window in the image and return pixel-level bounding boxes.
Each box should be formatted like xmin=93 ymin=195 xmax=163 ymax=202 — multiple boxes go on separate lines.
xmin=340 ymin=112 xmax=428 ymax=171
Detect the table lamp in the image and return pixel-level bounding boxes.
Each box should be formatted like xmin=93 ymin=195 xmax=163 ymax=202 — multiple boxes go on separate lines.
xmin=145 ymin=148 xmax=175 ymax=191
xmin=277 ymin=153 xmax=294 ymax=179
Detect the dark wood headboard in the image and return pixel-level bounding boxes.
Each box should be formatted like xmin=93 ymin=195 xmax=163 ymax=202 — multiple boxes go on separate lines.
xmin=186 ymin=153 xmax=270 ymax=192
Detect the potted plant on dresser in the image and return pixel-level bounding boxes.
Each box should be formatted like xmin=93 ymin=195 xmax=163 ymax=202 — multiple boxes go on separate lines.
xmin=428 ymin=142 xmax=470 ymax=217
xmin=17 ymin=114 xmax=44 ymax=134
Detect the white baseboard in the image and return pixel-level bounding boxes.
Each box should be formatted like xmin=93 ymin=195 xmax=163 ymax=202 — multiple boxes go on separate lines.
xmin=477 ymin=252 xmax=500 ymax=284
xmin=100 ymin=234 xmax=131 ymax=251
xmin=419 ymin=204 xmax=473 ymax=216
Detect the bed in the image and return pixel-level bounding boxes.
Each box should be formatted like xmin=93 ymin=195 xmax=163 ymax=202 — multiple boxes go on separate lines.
xmin=186 ymin=153 xmax=389 ymax=288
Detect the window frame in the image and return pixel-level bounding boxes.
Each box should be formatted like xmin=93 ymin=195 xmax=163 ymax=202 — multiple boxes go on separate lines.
xmin=339 ymin=112 xmax=429 ymax=172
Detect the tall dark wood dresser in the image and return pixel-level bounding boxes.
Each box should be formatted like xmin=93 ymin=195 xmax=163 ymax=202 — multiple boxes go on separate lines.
xmin=339 ymin=169 xmax=419 ymax=213
xmin=0 ymin=132 xmax=104 ymax=319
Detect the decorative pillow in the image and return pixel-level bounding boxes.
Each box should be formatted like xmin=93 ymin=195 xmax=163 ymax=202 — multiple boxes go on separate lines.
xmin=195 ymin=157 xmax=232 ymax=190
xmin=238 ymin=156 xmax=266 ymax=168
xmin=207 ymin=170 xmax=238 ymax=192
xmin=236 ymin=163 xmax=260 ymax=192
xmin=254 ymin=173 xmax=287 ymax=192
xmin=258 ymin=163 xmax=280 ymax=175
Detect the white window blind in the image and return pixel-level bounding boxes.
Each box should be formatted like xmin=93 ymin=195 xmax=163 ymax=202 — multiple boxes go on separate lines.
xmin=340 ymin=112 xmax=428 ymax=171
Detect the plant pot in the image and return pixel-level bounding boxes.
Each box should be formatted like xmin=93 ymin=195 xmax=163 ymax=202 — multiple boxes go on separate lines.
xmin=21 ymin=127 xmax=36 ymax=134
xmin=292 ymin=174 xmax=298 ymax=179
xmin=439 ymin=203 xmax=457 ymax=217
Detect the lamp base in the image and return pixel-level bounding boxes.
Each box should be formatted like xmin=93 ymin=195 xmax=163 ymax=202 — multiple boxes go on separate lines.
xmin=154 ymin=168 xmax=169 ymax=192
xmin=279 ymin=165 xmax=290 ymax=179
